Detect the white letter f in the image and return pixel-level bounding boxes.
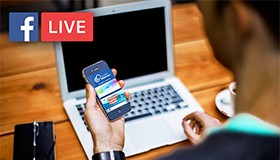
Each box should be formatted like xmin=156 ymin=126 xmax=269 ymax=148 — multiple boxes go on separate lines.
xmin=20 ymin=16 xmax=34 ymax=42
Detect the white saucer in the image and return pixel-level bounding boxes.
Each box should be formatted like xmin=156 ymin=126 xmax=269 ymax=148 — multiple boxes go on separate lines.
xmin=215 ymin=89 xmax=234 ymax=117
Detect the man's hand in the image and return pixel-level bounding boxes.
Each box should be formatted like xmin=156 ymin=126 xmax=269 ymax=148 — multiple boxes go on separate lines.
xmin=182 ymin=111 xmax=222 ymax=145
xmin=84 ymin=69 xmax=130 ymax=154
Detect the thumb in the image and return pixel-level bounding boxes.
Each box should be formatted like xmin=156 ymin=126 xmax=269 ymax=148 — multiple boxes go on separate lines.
xmin=86 ymin=84 xmax=96 ymax=108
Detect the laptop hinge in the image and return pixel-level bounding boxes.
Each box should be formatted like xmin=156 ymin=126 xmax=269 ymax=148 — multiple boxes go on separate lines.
xmin=75 ymin=79 xmax=166 ymax=99
xmin=126 ymin=79 xmax=164 ymax=89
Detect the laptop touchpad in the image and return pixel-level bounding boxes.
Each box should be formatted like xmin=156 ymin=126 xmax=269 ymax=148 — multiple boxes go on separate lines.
xmin=126 ymin=118 xmax=177 ymax=150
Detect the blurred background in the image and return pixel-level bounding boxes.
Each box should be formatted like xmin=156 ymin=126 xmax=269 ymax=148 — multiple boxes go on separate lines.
xmin=0 ymin=0 xmax=195 ymax=32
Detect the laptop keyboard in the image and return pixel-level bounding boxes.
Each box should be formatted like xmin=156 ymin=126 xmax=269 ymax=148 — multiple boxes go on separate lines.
xmin=75 ymin=103 xmax=89 ymax=130
xmin=125 ymin=85 xmax=186 ymax=121
xmin=75 ymin=85 xmax=187 ymax=130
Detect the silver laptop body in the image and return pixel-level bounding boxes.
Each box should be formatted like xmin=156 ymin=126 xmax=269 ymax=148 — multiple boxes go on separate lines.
xmin=55 ymin=0 xmax=203 ymax=159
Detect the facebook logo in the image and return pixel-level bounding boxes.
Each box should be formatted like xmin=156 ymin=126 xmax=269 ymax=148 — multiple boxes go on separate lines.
xmin=9 ymin=12 xmax=38 ymax=42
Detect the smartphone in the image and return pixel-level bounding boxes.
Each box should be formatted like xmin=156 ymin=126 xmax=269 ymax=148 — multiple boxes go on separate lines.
xmin=82 ymin=60 xmax=131 ymax=121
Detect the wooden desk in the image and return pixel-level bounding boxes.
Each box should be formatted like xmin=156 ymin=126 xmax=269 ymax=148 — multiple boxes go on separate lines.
xmin=0 ymin=3 xmax=233 ymax=160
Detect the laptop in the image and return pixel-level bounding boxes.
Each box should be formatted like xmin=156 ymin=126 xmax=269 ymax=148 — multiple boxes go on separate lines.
xmin=55 ymin=0 xmax=203 ymax=159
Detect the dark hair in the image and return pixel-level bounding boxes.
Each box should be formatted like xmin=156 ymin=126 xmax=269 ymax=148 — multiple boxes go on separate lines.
xmin=217 ymin=1 xmax=279 ymax=43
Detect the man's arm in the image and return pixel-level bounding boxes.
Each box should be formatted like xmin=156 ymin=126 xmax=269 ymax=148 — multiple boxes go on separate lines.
xmin=84 ymin=69 xmax=129 ymax=160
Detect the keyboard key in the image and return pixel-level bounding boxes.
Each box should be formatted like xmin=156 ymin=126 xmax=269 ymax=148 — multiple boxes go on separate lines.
xmin=171 ymin=97 xmax=183 ymax=104
xmin=125 ymin=113 xmax=152 ymax=122
xmin=75 ymin=103 xmax=89 ymax=130
xmin=155 ymin=110 xmax=161 ymax=114
xmin=166 ymin=104 xmax=176 ymax=111
xmin=76 ymin=105 xmax=82 ymax=110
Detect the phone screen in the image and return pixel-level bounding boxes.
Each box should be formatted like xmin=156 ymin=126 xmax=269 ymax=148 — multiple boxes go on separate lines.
xmin=87 ymin=68 xmax=128 ymax=113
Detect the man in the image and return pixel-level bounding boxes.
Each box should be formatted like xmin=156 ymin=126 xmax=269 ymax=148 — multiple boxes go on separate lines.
xmin=85 ymin=1 xmax=279 ymax=160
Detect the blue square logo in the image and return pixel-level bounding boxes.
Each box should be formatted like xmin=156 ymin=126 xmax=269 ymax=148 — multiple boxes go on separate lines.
xmin=9 ymin=12 xmax=38 ymax=42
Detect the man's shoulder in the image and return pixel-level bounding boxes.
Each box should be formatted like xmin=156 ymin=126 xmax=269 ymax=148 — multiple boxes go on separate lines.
xmin=158 ymin=131 xmax=280 ymax=160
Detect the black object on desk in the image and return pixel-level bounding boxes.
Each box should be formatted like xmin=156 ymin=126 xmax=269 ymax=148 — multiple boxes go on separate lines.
xmin=13 ymin=121 xmax=55 ymax=160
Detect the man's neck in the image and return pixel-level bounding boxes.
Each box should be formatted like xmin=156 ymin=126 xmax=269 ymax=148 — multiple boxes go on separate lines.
xmin=234 ymin=19 xmax=279 ymax=127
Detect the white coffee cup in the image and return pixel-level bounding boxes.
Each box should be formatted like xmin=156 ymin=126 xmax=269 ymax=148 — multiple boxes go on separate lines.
xmin=229 ymin=82 xmax=237 ymax=110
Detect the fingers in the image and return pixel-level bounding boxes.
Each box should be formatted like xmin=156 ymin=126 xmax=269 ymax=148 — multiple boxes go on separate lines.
xmin=112 ymin=69 xmax=125 ymax=89
xmin=124 ymin=91 xmax=130 ymax=101
xmin=188 ymin=119 xmax=202 ymax=134
xmin=182 ymin=120 xmax=201 ymax=144
xmin=111 ymin=69 xmax=129 ymax=101
xmin=183 ymin=111 xmax=197 ymax=121
xmin=195 ymin=124 xmax=201 ymax=134
xmin=183 ymin=111 xmax=206 ymax=127
xmin=119 ymin=80 xmax=125 ymax=88
xmin=112 ymin=68 xmax=117 ymax=77
xmin=189 ymin=119 xmax=196 ymax=129
xmin=86 ymin=84 xmax=97 ymax=109
xmin=183 ymin=111 xmax=222 ymax=138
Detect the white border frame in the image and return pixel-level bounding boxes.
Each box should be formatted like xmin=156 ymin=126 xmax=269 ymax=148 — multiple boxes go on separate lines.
xmin=55 ymin=0 xmax=174 ymax=101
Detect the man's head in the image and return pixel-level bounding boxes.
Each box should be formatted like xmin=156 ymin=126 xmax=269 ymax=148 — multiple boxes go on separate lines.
xmin=197 ymin=0 xmax=279 ymax=73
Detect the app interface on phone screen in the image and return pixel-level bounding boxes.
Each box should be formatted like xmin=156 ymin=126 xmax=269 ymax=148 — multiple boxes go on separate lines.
xmin=88 ymin=68 xmax=128 ymax=113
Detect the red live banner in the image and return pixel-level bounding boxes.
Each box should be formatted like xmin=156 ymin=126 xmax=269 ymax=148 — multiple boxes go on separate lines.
xmin=41 ymin=12 xmax=93 ymax=42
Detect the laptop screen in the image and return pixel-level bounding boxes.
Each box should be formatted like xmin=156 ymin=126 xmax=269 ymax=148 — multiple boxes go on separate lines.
xmin=61 ymin=7 xmax=168 ymax=92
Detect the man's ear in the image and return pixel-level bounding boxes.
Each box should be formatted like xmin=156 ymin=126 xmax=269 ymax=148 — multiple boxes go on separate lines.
xmin=231 ymin=2 xmax=252 ymax=40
